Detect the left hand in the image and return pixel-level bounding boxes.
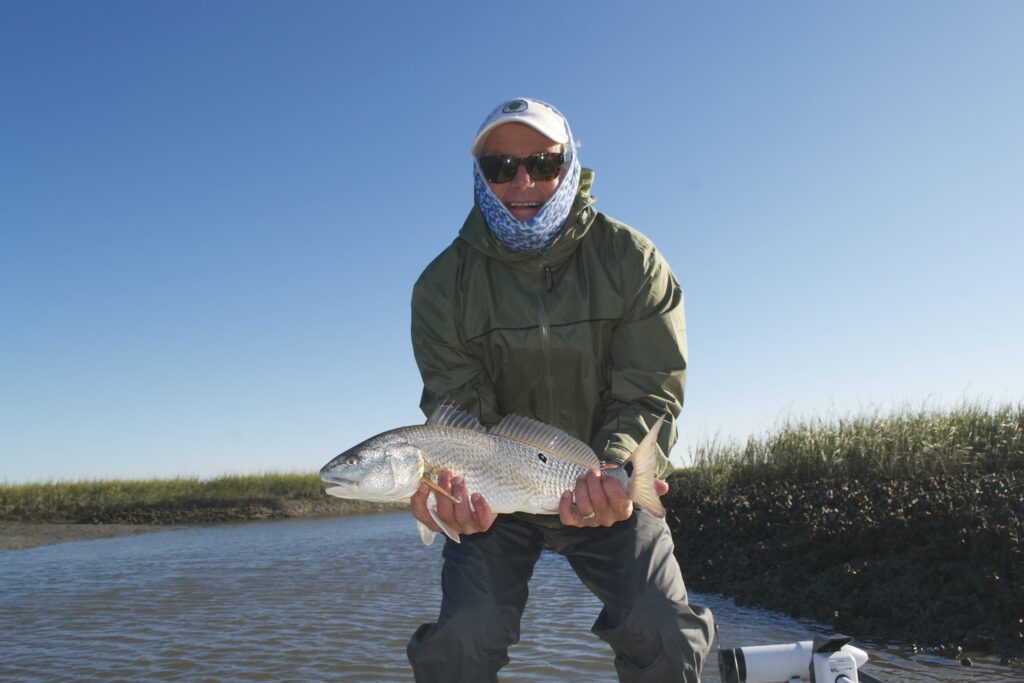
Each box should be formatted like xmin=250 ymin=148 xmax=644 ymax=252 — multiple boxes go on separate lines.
xmin=559 ymin=469 xmax=670 ymax=527
xmin=410 ymin=470 xmax=496 ymax=537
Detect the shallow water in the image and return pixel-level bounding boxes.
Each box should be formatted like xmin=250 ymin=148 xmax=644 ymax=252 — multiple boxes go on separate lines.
xmin=1 ymin=513 xmax=1019 ymax=682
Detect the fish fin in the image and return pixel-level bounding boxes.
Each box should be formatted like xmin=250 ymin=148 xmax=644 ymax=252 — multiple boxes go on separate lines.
xmin=489 ymin=415 xmax=601 ymax=469
xmin=420 ymin=475 xmax=462 ymax=504
xmin=625 ymin=416 xmax=667 ymax=518
xmin=426 ymin=498 xmax=461 ymax=544
xmin=416 ymin=520 xmax=437 ymax=546
xmin=426 ymin=403 xmax=486 ymax=432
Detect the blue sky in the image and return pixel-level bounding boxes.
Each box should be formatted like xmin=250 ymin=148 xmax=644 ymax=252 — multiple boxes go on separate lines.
xmin=2 ymin=2 xmax=1021 ymax=483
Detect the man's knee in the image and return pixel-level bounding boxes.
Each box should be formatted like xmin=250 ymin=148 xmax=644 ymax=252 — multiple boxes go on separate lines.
xmin=594 ymin=592 xmax=714 ymax=682
xmin=408 ymin=605 xmax=522 ymax=682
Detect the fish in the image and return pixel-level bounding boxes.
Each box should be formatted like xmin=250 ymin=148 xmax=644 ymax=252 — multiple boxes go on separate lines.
xmin=319 ymin=403 xmax=666 ymax=545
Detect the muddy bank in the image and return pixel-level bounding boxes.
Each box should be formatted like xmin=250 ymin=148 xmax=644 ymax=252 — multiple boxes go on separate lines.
xmin=664 ymin=470 xmax=1024 ymax=663
xmin=0 ymin=522 xmax=176 ymax=550
xmin=0 ymin=498 xmax=407 ymax=551
xmin=51 ymin=497 xmax=404 ymax=525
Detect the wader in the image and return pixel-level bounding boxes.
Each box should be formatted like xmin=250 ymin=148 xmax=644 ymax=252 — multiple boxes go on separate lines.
xmin=407 ymin=511 xmax=713 ymax=682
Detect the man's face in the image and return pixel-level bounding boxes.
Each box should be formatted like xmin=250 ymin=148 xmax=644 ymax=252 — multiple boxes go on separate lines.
xmin=479 ymin=122 xmax=562 ymax=222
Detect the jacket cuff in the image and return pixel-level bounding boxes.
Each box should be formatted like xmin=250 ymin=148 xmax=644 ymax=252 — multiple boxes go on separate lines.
xmin=600 ymin=446 xmax=633 ymax=466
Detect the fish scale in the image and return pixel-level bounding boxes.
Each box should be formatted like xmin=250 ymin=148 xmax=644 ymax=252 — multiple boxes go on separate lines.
xmin=399 ymin=424 xmax=617 ymax=515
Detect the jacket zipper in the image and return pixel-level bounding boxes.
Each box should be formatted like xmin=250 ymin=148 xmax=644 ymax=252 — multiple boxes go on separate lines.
xmin=537 ymin=260 xmax=556 ymax=422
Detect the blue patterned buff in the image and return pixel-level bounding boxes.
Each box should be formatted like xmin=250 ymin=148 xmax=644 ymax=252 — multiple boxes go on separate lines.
xmin=473 ymin=111 xmax=582 ymax=253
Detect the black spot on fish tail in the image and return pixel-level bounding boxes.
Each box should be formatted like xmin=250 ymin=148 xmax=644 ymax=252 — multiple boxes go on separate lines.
xmin=537 ymin=453 xmax=548 ymax=464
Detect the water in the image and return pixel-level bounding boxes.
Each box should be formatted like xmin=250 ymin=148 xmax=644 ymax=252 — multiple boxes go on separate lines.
xmin=1 ymin=513 xmax=1019 ymax=682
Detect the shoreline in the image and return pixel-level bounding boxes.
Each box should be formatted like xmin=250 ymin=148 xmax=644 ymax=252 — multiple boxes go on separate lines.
xmin=0 ymin=522 xmax=181 ymax=551
xmin=0 ymin=502 xmax=409 ymax=551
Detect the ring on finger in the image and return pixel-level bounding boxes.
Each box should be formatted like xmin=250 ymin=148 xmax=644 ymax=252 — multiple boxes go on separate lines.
xmin=581 ymin=511 xmax=597 ymax=521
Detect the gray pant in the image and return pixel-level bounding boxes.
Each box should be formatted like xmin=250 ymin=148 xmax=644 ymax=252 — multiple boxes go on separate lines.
xmin=407 ymin=511 xmax=713 ymax=682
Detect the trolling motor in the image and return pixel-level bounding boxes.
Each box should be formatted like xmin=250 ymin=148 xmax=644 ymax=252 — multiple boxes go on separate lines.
xmin=719 ymin=634 xmax=884 ymax=683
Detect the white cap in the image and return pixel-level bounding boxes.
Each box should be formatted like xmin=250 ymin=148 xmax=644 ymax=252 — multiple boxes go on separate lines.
xmin=471 ymin=98 xmax=571 ymax=156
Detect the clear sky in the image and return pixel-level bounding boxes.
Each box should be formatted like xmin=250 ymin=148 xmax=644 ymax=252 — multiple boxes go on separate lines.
xmin=2 ymin=2 xmax=1022 ymax=483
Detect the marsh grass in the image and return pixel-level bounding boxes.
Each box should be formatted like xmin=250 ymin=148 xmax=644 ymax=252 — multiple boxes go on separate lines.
xmin=5 ymin=404 xmax=1022 ymax=522
xmin=0 ymin=472 xmax=384 ymax=523
xmin=682 ymin=402 xmax=1024 ymax=493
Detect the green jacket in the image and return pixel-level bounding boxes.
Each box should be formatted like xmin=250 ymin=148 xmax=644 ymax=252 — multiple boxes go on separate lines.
xmin=411 ymin=169 xmax=686 ymax=480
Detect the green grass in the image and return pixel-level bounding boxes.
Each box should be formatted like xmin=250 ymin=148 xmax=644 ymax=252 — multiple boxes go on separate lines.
xmin=0 ymin=472 xmax=342 ymax=523
xmin=5 ymin=403 xmax=1022 ymax=522
xmin=678 ymin=402 xmax=1024 ymax=492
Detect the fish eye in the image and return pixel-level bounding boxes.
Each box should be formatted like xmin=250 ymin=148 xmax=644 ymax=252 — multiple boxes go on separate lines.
xmin=345 ymin=455 xmax=360 ymax=466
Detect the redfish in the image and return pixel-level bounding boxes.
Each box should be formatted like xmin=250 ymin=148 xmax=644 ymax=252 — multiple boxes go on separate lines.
xmin=320 ymin=404 xmax=665 ymax=545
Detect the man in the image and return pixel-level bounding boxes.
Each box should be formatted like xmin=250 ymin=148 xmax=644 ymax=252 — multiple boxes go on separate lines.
xmin=407 ymin=97 xmax=713 ymax=682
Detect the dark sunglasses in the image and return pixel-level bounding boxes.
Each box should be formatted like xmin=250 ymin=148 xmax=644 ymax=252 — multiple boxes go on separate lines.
xmin=478 ymin=152 xmax=565 ymax=184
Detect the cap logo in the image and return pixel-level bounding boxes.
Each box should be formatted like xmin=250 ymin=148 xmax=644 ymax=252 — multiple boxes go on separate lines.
xmin=502 ymin=99 xmax=528 ymax=114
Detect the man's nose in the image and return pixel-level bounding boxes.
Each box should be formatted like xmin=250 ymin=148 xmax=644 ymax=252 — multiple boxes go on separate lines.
xmin=511 ymin=162 xmax=534 ymax=188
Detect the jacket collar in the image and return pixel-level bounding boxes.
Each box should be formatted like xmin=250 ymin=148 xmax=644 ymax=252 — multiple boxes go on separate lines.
xmin=459 ymin=168 xmax=598 ymax=269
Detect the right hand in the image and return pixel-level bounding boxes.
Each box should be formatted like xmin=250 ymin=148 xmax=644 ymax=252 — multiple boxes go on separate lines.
xmin=410 ymin=469 xmax=497 ymax=536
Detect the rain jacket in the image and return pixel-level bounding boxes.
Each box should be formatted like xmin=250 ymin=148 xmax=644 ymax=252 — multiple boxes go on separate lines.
xmin=411 ymin=168 xmax=686 ymax=481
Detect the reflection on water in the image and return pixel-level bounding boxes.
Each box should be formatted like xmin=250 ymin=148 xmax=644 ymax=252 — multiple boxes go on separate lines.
xmin=1 ymin=513 xmax=1020 ymax=682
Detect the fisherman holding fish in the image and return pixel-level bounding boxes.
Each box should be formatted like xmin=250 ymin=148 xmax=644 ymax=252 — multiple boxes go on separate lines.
xmin=322 ymin=98 xmax=713 ymax=681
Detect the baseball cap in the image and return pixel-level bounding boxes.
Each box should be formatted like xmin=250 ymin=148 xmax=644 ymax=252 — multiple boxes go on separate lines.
xmin=471 ymin=98 xmax=571 ymax=156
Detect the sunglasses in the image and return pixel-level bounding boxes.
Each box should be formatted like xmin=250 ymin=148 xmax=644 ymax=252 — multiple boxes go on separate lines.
xmin=478 ymin=152 xmax=565 ymax=184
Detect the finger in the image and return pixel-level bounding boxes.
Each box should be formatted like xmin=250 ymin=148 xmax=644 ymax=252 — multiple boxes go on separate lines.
xmin=574 ymin=473 xmax=598 ymax=523
xmin=451 ymin=477 xmax=478 ymax=532
xmin=410 ymin=482 xmax=429 ymax=512
xmin=585 ymin=469 xmax=611 ymax=517
xmin=655 ymin=478 xmax=669 ymax=496
xmin=409 ymin=483 xmax=440 ymax=531
xmin=600 ymin=474 xmax=630 ymax=508
xmin=432 ymin=470 xmax=456 ymax=525
xmin=599 ymin=475 xmax=633 ymax=521
xmin=588 ymin=469 xmax=635 ymax=525
xmin=558 ymin=490 xmax=581 ymax=526
xmin=471 ymin=493 xmax=496 ymax=532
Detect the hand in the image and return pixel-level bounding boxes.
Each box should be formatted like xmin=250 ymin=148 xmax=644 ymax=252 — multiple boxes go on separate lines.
xmin=410 ymin=469 xmax=497 ymax=537
xmin=559 ymin=469 xmax=670 ymax=528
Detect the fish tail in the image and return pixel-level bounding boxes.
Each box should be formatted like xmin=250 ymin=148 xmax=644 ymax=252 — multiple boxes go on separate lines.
xmin=626 ymin=415 xmax=667 ymax=518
